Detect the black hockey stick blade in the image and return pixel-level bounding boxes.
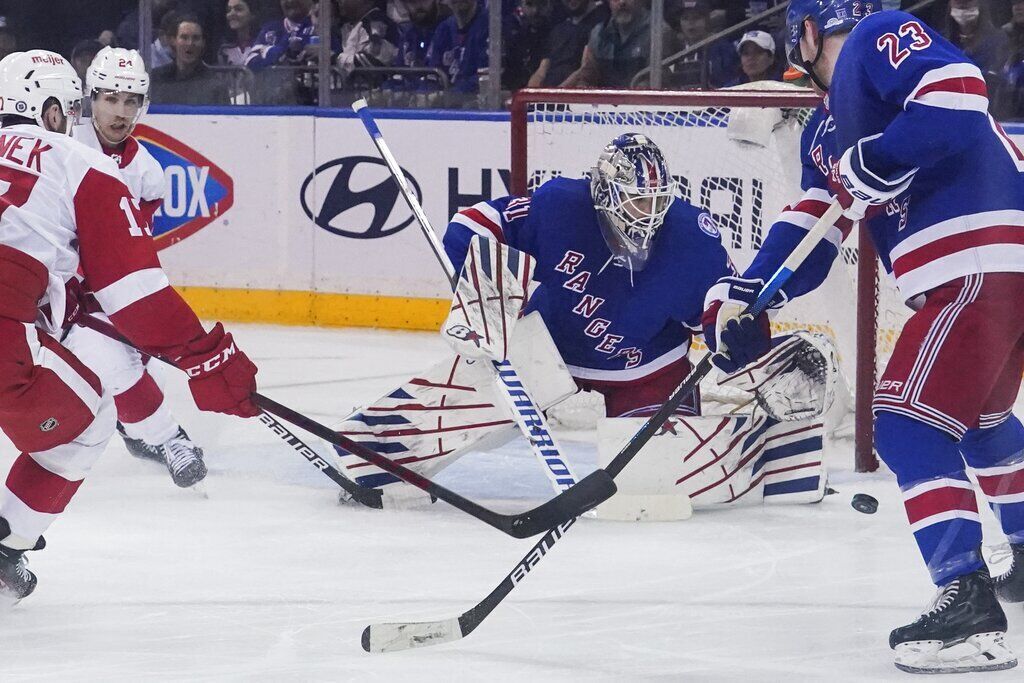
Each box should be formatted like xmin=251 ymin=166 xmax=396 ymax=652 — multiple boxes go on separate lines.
xmin=504 ymin=469 xmax=613 ymax=538
xmin=254 ymin=394 xmax=614 ymax=538
xmin=363 ymin=518 xmax=577 ymax=653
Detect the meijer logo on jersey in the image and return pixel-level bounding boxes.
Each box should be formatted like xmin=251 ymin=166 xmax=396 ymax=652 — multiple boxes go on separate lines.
xmin=300 ymin=156 xmax=422 ymax=239
xmin=133 ymin=124 xmax=234 ymax=250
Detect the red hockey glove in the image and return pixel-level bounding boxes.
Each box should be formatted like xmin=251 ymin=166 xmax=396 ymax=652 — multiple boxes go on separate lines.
xmin=174 ymin=323 xmax=260 ymax=418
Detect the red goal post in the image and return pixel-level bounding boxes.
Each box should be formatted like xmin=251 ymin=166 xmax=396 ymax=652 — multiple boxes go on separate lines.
xmin=510 ymin=87 xmax=890 ymax=472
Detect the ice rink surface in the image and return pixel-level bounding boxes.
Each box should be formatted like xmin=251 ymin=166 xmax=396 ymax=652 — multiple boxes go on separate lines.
xmin=2 ymin=324 xmax=1022 ymax=682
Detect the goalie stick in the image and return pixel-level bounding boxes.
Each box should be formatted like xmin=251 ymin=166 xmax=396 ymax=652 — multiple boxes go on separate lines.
xmin=352 ymin=99 xmax=580 ymax=496
xmin=362 ymin=200 xmax=845 ymax=653
xmin=75 ymin=314 xmax=614 ymax=539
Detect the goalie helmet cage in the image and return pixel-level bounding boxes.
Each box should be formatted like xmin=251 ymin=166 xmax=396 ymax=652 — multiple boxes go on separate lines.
xmin=510 ymin=87 xmax=910 ymax=473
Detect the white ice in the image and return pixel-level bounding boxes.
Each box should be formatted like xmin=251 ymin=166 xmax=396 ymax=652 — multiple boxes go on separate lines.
xmin=2 ymin=324 xmax=1022 ymax=681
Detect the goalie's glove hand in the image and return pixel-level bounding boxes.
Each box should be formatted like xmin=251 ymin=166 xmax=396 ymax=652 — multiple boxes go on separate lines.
xmin=830 ymin=139 xmax=915 ymax=222
xmin=173 ymin=323 xmax=260 ymax=418
xmin=702 ymin=276 xmax=784 ymax=374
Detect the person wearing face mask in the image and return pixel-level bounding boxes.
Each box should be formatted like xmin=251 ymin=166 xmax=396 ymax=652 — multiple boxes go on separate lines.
xmin=943 ymin=0 xmax=1008 ymax=78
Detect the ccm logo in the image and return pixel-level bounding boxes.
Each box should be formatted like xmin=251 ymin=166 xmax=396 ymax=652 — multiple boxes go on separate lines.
xmin=878 ymin=380 xmax=904 ymax=392
xmin=185 ymin=343 xmax=236 ymax=377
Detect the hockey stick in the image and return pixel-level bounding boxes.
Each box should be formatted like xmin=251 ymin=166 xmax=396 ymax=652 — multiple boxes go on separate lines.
xmin=362 ymin=200 xmax=845 ymax=653
xmin=75 ymin=314 xmax=609 ymax=538
xmin=352 ymin=99 xmax=580 ymax=496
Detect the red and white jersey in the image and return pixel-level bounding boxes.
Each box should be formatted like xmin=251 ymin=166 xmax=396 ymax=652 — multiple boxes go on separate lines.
xmin=73 ymin=120 xmax=164 ymax=223
xmin=0 ymin=123 xmax=203 ymax=355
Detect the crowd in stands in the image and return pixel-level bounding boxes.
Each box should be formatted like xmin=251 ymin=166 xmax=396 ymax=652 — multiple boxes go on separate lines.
xmin=6 ymin=1 xmax=1024 ymax=116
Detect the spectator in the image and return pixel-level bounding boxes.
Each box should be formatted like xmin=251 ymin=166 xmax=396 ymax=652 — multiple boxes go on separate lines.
xmin=335 ymin=0 xmax=401 ymax=82
xmin=428 ymin=0 xmax=493 ymax=94
xmin=396 ymin=0 xmax=443 ymax=70
xmin=564 ymin=0 xmax=673 ymax=88
xmin=667 ymin=0 xmax=738 ymax=88
xmin=70 ymin=40 xmax=105 ymax=87
xmin=219 ymin=0 xmax=265 ymax=65
xmin=725 ymin=30 xmax=783 ymax=86
xmin=151 ymin=16 xmax=231 ymax=104
xmin=507 ymin=0 xmax=555 ymax=90
xmin=943 ymin=0 xmax=1009 ymax=77
xmin=246 ymin=0 xmax=318 ymax=70
xmin=1004 ymin=0 xmax=1024 ymax=62
xmin=150 ymin=10 xmax=181 ymax=69
xmin=527 ymin=0 xmax=609 ymax=88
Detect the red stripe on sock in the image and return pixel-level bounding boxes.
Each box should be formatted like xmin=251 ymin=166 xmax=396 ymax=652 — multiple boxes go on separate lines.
xmin=904 ymin=486 xmax=978 ymax=526
xmin=5 ymin=453 xmax=83 ymax=513
xmin=114 ymin=371 xmax=165 ymax=424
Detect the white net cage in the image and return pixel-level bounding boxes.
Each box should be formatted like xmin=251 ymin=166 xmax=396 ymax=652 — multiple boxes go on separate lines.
xmin=513 ymin=86 xmax=912 ymax=463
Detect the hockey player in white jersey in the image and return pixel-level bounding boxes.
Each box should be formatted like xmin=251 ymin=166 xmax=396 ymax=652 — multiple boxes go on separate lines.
xmin=0 ymin=50 xmax=259 ymax=602
xmin=62 ymin=47 xmax=209 ymax=489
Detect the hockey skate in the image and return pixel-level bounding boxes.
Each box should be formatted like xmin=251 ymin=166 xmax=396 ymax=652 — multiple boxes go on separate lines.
xmin=890 ymin=568 xmax=1017 ymax=674
xmin=0 ymin=544 xmax=37 ymax=603
xmin=117 ymin=421 xmax=164 ymax=463
xmin=161 ymin=428 xmax=208 ymax=489
xmin=993 ymin=543 xmax=1024 ymax=603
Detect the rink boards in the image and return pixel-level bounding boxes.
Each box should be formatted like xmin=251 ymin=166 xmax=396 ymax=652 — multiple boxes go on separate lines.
xmin=142 ymin=106 xmax=1024 ymax=330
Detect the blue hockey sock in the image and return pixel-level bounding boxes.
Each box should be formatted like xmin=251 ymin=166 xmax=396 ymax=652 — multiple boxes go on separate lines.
xmin=875 ymin=411 xmax=983 ymax=585
xmin=960 ymin=415 xmax=1024 ymax=545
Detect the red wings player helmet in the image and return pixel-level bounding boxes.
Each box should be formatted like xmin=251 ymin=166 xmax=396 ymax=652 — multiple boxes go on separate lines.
xmin=0 ymin=50 xmax=83 ymax=135
xmin=86 ymin=47 xmax=150 ymax=133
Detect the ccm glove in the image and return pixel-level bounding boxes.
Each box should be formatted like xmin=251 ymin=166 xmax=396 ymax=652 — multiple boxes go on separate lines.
xmin=174 ymin=323 xmax=259 ymax=417
xmin=831 ymin=138 xmax=915 ymax=221
xmin=701 ymin=276 xmax=784 ymax=374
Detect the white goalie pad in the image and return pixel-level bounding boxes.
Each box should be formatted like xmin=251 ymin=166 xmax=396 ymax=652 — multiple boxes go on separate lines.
xmin=333 ymin=312 xmax=576 ymax=493
xmin=592 ymin=409 xmax=827 ymax=521
xmin=441 ymin=235 xmax=536 ymax=360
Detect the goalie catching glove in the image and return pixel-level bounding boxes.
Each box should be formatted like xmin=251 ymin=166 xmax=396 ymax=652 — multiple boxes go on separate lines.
xmin=702 ymin=276 xmax=786 ymax=373
xmin=442 ymin=235 xmax=536 ymax=360
xmin=715 ymin=332 xmax=839 ymax=422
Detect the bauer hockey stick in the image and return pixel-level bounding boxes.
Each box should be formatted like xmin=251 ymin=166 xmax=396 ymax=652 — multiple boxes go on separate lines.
xmin=75 ymin=314 xmax=609 ymax=538
xmin=351 ymin=99 xmax=582 ymax=497
xmin=361 ymin=200 xmax=845 ymax=653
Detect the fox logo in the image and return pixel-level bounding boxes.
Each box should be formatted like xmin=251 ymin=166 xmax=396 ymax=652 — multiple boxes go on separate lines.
xmin=446 ymin=324 xmax=482 ymax=347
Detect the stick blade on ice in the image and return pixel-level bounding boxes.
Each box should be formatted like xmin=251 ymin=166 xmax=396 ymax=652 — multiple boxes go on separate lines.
xmin=362 ymin=618 xmax=462 ymax=653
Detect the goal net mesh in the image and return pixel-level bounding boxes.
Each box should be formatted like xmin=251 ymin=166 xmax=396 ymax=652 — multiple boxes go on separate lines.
xmin=513 ymin=87 xmax=912 ymax=458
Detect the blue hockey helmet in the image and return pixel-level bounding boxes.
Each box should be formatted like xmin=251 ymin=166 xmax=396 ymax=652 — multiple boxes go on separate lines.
xmin=786 ymin=0 xmax=881 ymax=86
xmin=590 ymin=133 xmax=676 ymax=273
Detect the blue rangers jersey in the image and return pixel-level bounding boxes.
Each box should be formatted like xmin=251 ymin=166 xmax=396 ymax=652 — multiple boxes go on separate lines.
xmin=747 ymin=10 xmax=1024 ymax=303
xmin=442 ymin=177 xmax=732 ymax=383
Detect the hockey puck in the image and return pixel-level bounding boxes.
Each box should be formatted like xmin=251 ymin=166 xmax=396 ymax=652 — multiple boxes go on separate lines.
xmin=851 ymin=493 xmax=878 ymax=514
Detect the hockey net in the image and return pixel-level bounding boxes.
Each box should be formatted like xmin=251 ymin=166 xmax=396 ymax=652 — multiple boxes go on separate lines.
xmin=510 ymin=86 xmax=912 ymax=471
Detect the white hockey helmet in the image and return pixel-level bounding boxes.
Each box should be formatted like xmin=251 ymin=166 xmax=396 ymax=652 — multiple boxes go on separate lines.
xmin=0 ymin=50 xmax=83 ymax=135
xmin=86 ymin=47 xmax=149 ymax=99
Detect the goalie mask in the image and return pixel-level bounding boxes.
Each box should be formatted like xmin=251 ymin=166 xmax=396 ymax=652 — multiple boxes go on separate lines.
xmin=590 ymin=133 xmax=676 ymax=273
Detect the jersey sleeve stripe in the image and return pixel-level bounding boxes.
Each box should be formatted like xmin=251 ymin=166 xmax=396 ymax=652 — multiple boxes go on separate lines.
xmin=904 ymin=63 xmax=989 ymax=112
xmin=92 ymin=268 xmax=171 ymax=315
xmin=776 ymin=192 xmax=847 ymax=246
xmin=456 ymin=207 xmax=504 ymax=242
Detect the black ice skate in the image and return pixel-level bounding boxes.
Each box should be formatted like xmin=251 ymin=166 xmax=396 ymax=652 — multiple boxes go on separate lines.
xmin=117 ymin=421 xmax=163 ymax=463
xmin=0 ymin=544 xmax=37 ymax=602
xmin=162 ymin=428 xmax=208 ymax=488
xmin=890 ymin=568 xmax=1017 ymax=674
xmin=993 ymin=543 xmax=1024 ymax=603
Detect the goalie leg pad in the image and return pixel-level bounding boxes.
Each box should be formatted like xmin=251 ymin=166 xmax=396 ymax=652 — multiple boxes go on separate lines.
xmin=592 ymin=411 xmax=826 ymax=521
xmin=334 ymin=312 xmax=576 ymax=491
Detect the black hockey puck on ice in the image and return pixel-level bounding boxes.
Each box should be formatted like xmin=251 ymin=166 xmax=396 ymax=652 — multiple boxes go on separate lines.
xmin=852 ymin=493 xmax=878 ymax=514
